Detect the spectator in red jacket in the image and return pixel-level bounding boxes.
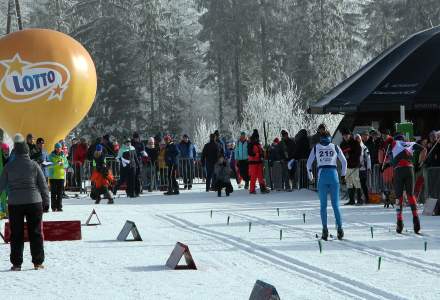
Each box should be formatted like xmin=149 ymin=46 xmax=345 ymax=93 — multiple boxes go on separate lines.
xmin=72 ymin=138 xmax=88 ymax=189
xmin=248 ymin=129 xmax=270 ymax=194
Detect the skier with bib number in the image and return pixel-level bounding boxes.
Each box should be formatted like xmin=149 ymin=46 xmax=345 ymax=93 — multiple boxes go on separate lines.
xmin=307 ymin=131 xmax=347 ymax=240
xmin=384 ymin=134 xmax=427 ymax=234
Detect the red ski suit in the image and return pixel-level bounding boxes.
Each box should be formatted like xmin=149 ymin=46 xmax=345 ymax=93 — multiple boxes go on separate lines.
xmin=248 ymin=142 xmax=266 ymax=193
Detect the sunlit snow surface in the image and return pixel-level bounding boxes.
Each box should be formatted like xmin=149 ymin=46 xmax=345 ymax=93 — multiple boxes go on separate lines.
xmin=2 ymin=186 xmax=439 ymax=299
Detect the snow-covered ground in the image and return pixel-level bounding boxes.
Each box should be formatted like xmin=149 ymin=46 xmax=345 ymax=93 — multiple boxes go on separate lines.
xmin=1 ymin=186 xmax=440 ymax=300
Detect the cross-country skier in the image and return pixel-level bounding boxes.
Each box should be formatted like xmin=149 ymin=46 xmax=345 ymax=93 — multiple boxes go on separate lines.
xmin=384 ymin=134 xmax=427 ymax=234
xmin=306 ymin=131 xmax=347 ymax=240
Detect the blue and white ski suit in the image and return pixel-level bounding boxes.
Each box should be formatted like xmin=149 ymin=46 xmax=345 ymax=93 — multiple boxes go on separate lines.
xmin=307 ymin=140 xmax=347 ymax=228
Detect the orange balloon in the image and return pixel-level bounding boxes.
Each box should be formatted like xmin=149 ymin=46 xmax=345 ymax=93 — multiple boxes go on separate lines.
xmin=0 ymin=28 xmax=96 ymax=149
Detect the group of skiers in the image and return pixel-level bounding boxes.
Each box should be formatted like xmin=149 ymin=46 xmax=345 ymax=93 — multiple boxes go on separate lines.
xmin=310 ymin=126 xmax=430 ymax=239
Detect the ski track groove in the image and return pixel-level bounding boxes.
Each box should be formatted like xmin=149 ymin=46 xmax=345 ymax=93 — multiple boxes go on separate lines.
xmin=224 ymin=211 xmax=440 ymax=276
xmin=279 ymin=207 xmax=440 ymax=264
xmin=158 ymin=213 xmax=406 ymax=300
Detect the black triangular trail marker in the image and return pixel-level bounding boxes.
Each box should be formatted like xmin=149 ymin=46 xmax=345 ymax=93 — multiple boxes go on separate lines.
xmin=85 ymin=209 xmax=101 ymax=226
xmin=166 ymin=242 xmax=197 ymax=270
xmin=249 ymin=280 xmax=280 ymax=300
xmin=117 ymin=220 xmax=142 ymax=241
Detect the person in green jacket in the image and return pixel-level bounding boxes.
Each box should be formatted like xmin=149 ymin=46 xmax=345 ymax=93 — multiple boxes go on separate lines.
xmin=48 ymin=143 xmax=69 ymax=212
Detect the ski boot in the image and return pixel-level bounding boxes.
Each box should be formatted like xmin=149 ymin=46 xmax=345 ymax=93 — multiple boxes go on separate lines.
xmin=112 ymin=185 xmax=118 ymax=196
xmin=217 ymin=190 xmax=222 ymax=197
xmin=34 ymin=264 xmax=44 ymax=270
xmin=344 ymin=188 xmax=356 ymax=205
xmin=10 ymin=265 xmax=21 ymax=271
xmin=108 ymin=199 xmax=114 ymax=204
xmin=95 ymin=198 xmax=101 ymax=204
xmin=322 ymin=227 xmax=329 ymax=241
xmin=261 ymin=187 xmax=270 ymax=194
xmin=396 ymin=219 xmax=404 ymax=234
xmin=383 ymin=192 xmax=394 ymax=208
xmin=337 ymin=227 xmax=344 ymax=240
xmin=413 ymin=216 xmax=421 ymax=234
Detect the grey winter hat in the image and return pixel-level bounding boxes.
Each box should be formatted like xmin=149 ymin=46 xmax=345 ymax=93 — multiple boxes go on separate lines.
xmin=14 ymin=133 xmax=25 ymax=144
xmin=14 ymin=133 xmax=29 ymax=155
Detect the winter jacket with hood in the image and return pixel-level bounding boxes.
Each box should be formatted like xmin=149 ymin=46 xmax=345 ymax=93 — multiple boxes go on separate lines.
xmin=202 ymin=141 xmax=220 ymax=166
xmin=165 ymin=142 xmax=180 ymax=166
xmin=248 ymin=131 xmax=264 ymax=165
xmin=48 ymin=150 xmax=69 ymax=179
xmin=214 ymin=160 xmax=232 ymax=183
xmin=145 ymin=144 xmax=159 ymax=166
xmin=117 ymin=144 xmax=139 ymax=169
xmin=279 ymin=137 xmax=296 ymax=161
xmin=294 ymin=129 xmax=311 ymax=160
xmin=178 ymin=140 xmax=197 ymax=159
xmin=235 ymin=139 xmax=248 ymax=161
xmin=0 ymin=142 xmax=49 ymax=207
xmin=340 ymin=138 xmax=362 ymax=169
xmin=73 ymin=143 xmax=88 ymax=165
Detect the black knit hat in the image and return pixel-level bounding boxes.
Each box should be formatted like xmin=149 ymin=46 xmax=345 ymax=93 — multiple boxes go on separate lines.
xmin=251 ymin=129 xmax=260 ymax=141
xmin=340 ymin=127 xmax=351 ymax=135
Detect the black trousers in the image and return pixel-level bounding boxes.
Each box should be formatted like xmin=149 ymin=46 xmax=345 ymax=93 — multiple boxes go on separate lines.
xmin=50 ymin=179 xmax=64 ymax=210
xmin=74 ymin=163 xmax=82 ymax=189
xmin=115 ymin=166 xmax=136 ymax=197
xmin=8 ymin=203 xmax=44 ymax=267
xmin=205 ymin=163 xmax=215 ymax=191
xmin=237 ymin=160 xmax=249 ymax=183
xmin=167 ymin=165 xmax=179 ymax=193
xmin=216 ymin=181 xmax=233 ymax=195
xmin=394 ymin=166 xmax=415 ymax=198
xmin=181 ymin=159 xmax=194 ymax=187
xmin=359 ymin=170 xmax=369 ymax=202
xmin=135 ymin=166 xmax=142 ymax=196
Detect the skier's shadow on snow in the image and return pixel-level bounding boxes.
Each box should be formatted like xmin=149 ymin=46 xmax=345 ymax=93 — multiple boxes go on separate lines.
xmin=126 ymin=265 xmax=168 ymax=272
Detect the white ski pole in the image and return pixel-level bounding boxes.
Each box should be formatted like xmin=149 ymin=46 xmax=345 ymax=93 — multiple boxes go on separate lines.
xmin=381 ymin=144 xmax=391 ymax=171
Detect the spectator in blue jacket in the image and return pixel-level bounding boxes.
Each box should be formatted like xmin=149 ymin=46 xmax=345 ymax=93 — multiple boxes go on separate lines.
xmin=235 ymin=131 xmax=249 ymax=189
xmin=164 ymin=135 xmax=180 ymax=195
xmin=178 ymin=134 xmax=197 ymax=190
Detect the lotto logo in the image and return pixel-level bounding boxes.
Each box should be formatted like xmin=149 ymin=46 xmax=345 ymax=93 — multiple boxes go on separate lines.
xmin=0 ymin=53 xmax=70 ymax=103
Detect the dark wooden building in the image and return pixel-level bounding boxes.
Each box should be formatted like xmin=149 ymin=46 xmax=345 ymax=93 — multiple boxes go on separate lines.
xmin=309 ymin=26 xmax=440 ymax=136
